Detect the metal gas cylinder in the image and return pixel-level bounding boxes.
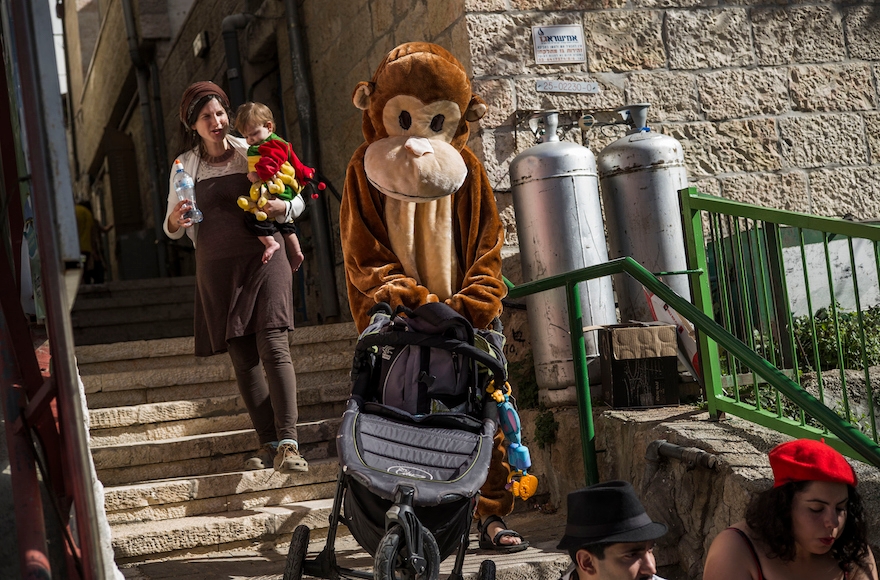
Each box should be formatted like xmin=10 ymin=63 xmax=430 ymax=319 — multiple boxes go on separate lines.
xmin=596 ymin=105 xmax=691 ymax=323
xmin=510 ymin=111 xmax=616 ymax=396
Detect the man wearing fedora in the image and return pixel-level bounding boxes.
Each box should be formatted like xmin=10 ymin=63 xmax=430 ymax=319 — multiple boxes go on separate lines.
xmin=557 ymin=480 xmax=668 ymax=580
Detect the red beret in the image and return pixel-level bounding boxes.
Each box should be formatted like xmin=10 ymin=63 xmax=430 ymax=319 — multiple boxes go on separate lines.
xmin=769 ymin=439 xmax=856 ymax=488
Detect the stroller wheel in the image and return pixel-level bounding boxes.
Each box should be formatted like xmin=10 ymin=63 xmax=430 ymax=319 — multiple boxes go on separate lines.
xmin=283 ymin=524 xmax=310 ymax=580
xmin=374 ymin=524 xmax=440 ymax=580
xmin=478 ymin=559 xmax=495 ymax=580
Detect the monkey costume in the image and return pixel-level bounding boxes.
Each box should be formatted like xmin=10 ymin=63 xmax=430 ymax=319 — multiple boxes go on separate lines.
xmin=340 ymin=42 xmax=526 ymax=552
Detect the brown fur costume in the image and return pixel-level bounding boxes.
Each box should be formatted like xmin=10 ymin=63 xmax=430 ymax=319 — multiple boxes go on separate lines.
xmin=340 ymin=42 xmax=513 ymax=521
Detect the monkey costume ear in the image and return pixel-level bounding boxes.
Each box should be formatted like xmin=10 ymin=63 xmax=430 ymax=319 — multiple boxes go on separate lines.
xmin=465 ymin=95 xmax=487 ymax=122
xmin=353 ymin=82 xmax=373 ymax=111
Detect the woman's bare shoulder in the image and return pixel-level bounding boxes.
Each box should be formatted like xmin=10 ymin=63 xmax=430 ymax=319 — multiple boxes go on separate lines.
xmin=851 ymin=548 xmax=878 ymax=580
xmin=703 ymin=523 xmax=761 ymax=580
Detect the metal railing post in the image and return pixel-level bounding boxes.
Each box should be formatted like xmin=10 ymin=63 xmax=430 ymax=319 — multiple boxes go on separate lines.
xmin=565 ymin=282 xmax=599 ymax=486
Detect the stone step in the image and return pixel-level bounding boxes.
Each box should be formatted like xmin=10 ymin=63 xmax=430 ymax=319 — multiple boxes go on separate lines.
xmin=84 ymin=368 xmax=350 ymax=414
xmin=88 ymin=378 xmax=350 ymax=445
xmin=74 ymin=276 xmax=197 ymax=297
xmin=71 ymin=301 xmax=195 ymax=328
xmin=73 ymin=320 xmax=195 ymax=346
xmin=75 ymin=323 xmax=358 ymax=366
xmin=85 ymin=379 xmax=240 ymax=410
xmin=104 ymin=458 xmax=339 ymax=524
xmin=90 ymin=395 xmax=247 ymax=431
xmin=72 ymin=276 xmax=196 ymax=309
xmin=80 ymin=351 xmax=353 ymax=395
xmin=112 ymin=498 xmax=335 ymax=562
xmin=94 ymin=418 xmax=341 ymax=486
xmin=90 ymin=409 xmax=253 ymax=447
xmin=78 ymin=336 xmax=355 ymax=377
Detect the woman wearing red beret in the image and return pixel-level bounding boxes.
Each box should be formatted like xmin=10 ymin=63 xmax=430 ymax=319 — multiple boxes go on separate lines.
xmin=703 ymin=439 xmax=876 ymax=580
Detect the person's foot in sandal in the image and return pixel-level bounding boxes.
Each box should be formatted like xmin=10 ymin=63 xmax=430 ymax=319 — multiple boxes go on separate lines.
xmin=478 ymin=515 xmax=529 ymax=553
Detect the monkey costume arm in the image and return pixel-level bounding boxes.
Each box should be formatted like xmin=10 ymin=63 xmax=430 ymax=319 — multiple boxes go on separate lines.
xmin=341 ymin=144 xmax=439 ymax=332
xmin=448 ymin=148 xmax=506 ymax=330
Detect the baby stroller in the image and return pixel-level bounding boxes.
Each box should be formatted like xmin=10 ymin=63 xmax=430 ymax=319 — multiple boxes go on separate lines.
xmin=284 ymin=302 xmax=505 ymax=580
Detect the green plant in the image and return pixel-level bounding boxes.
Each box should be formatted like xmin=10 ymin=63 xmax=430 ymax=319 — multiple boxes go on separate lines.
xmin=793 ymin=304 xmax=880 ymax=372
xmin=508 ymin=352 xmax=539 ymax=409
xmin=533 ymin=407 xmax=559 ymax=450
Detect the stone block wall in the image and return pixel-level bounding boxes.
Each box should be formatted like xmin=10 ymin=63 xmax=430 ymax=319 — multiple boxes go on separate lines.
xmin=465 ymin=2 xmax=880 ymax=222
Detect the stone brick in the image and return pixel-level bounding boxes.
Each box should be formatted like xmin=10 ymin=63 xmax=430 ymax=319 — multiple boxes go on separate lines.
xmin=718 ymin=171 xmax=811 ymax=213
xmin=582 ymin=124 xmax=629 ymax=155
xmin=472 ymin=78 xmax=516 ymax=127
xmin=514 ymin=0 xmax=622 ymax=8
xmin=466 ymin=13 xmax=526 ymax=76
xmin=465 ymin=0 xmax=508 ymax=10
xmin=427 ymin=0 xmax=465 ymax=38
xmin=399 ymin=1 xmax=430 ymax=40
xmin=866 ymin=112 xmax=880 ymax=165
xmin=778 ymin=113 xmax=867 ymax=169
xmin=845 ymin=5 xmax=880 ymax=61
xmin=585 ymin=11 xmax=666 ymax=72
xmin=632 ymin=0 xmax=717 ymax=8
xmin=809 ymin=167 xmax=880 ymax=219
xmin=470 ymin=128 xmax=516 ymax=191
xmin=693 ymin=177 xmax=720 ymax=197
xmin=661 ymin=119 xmax=782 ymax=178
xmin=789 ymin=64 xmax=876 ymax=113
xmin=752 ymin=6 xmax=845 ymax=65
xmin=497 ymin=195 xmax=519 ymax=248
xmin=369 ymin=0 xmax=395 ymax=35
xmin=513 ymin=74 xmax=625 ymax=115
xmin=697 ymin=68 xmax=789 ymax=121
xmin=667 ymin=9 xmax=754 ymax=70
xmin=625 ymin=71 xmax=701 ymax=122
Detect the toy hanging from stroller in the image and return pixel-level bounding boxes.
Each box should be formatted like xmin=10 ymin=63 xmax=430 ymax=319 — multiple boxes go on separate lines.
xmin=284 ymin=302 xmax=527 ymax=580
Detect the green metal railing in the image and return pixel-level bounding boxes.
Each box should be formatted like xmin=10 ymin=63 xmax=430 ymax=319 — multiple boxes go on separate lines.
xmin=680 ymin=187 xmax=880 ymax=465
xmin=506 ymin=256 xmax=880 ymax=486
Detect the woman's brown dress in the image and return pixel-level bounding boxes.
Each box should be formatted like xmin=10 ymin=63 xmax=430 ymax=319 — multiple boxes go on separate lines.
xmin=192 ymin=172 xmax=293 ymax=357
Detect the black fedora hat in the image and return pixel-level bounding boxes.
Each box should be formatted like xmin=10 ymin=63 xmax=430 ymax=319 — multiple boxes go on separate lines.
xmin=557 ymin=480 xmax=668 ymax=550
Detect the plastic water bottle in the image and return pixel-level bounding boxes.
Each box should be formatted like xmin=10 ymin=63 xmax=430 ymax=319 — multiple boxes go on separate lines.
xmin=172 ymin=159 xmax=203 ymax=223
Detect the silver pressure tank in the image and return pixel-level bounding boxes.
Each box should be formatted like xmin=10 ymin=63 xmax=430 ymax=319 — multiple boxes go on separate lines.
xmin=510 ymin=111 xmax=616 ymax=398
xmin=597 ymin=106 xmax=691 ymax=323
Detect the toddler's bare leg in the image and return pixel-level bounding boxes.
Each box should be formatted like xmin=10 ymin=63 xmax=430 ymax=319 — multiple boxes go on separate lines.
xmin=259 ymin=235 xmax=281 ymax=264
xmin=283 ymin=233 xmax=305 ymax=272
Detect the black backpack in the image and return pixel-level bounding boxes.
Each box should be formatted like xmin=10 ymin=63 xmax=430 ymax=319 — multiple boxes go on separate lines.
xmin=349 ymin=302 xmax=507 ymax=417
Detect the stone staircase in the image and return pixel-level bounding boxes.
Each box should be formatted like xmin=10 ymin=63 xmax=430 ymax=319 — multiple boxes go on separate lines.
xmin=71 ymin=277 xmax=198 ymax=346
xmin=76 ymin=321 xmax=358 ymax=563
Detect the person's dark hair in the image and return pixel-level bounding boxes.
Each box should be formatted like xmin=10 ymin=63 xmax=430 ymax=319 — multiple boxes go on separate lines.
xmin=178 ymin=94 xmax=233 ymax=155
xmin=569 ymin=542 xmax=607 ymax=563
xmin=745 ymin=481 xmax=869 ymax=572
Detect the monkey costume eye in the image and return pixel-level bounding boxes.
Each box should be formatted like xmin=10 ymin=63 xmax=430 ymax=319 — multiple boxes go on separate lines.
xmin=399 ymin=111 xmax=412 ymax=130
xmin=430 ymin=114 xmax=445 ymax=132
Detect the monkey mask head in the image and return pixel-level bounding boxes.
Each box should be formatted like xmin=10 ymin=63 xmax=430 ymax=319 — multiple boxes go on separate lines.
xmin=353 ymin=42 xmax=487 ymax=202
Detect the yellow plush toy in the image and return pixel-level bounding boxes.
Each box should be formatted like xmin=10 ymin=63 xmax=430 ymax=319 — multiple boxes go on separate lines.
xmin=236 ymin=161 xmax=302 ymax=221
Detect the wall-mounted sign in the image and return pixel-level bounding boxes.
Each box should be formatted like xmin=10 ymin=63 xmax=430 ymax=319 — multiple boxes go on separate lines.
xmin=536 ymin=79 xmax=600 ymax=94
xmin=532 ymin=25 xmax=586 ymax=65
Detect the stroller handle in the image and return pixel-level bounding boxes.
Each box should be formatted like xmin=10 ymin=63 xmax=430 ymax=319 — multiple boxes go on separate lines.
xmin=356 ymin=332 xmax=507 ymax=384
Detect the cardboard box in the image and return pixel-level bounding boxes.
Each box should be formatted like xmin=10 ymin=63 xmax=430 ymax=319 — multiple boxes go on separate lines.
xmin=599 ymin=323 xmax=680 ymax=408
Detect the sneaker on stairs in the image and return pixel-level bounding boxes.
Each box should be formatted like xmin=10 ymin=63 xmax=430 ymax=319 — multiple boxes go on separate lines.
xmin=274 ymin=441 xmax=308 ymax=473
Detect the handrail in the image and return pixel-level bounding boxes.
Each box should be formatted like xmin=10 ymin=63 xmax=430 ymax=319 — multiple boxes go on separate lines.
xmin=685 ymin=191 xmax=880 ymax=241
xmin=506 ymin=257 xmax=880 ymax=483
